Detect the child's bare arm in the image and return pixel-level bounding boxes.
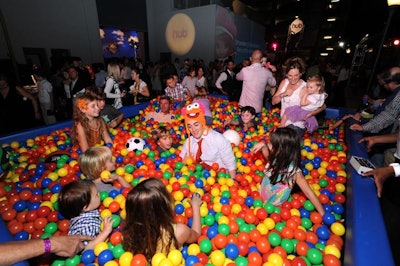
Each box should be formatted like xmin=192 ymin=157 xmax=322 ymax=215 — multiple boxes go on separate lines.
xmin=84 ymin=216 xmax=114 ymax=250
xmin=175 ymin=193 xmax=203 ymax=245
xmin=107 ymin=174 xmax=132 ymax=188
xmin=294 ymin=172 xmax=325 ymax=215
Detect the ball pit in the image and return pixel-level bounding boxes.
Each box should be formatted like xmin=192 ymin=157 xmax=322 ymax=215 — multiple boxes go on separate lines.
xmin=0 ymin=96 xmax=394 ymax=266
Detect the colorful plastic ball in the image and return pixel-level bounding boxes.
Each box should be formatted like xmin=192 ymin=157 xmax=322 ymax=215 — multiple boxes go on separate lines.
xmin=152 ymin=253 xmax=167 ymax=266
xmin=44 ymin=222 xmax=58 ymax=235
xmin=268 ymin=232 xmax=281 ymax=247
xmin=225 ymin=243 xmax=239 ymax=259
xmin=306 ymin=248 xmax=323 ymax=264
xmin=98 ymin=249 xmax=114 ymax=266
xmin=223 ymin=130 xmax=241 ymax=146
xmin=14 ymin=230 xmax=29 ymax=240
xmin=210 ymin=250 xmax=226 ymax=266
xmin=185 ymin=255 xmax=199 ymax=266
xmin=316 ymin=225 xmax=331 ymax=240
xmin=199 ymin=238 xmax=212 ymax=254
xmin=330 ymin=222 xmax=345 ymax=236
xmin=111 ymin=214 xmax=121 ymax=228
xmin=119 ymin=251 xmax=133 ymax=266
xmin=111 ymin=243 xmax=125 ymax=259
xmin=280 ymin=238 xmax=294 ymax=253
xmin=131 ymin=254 xmax=147 ymax=266
xmin=65 ymin=254 xmax=80 ymax=266
xmin=13 ymin=200 xmax=27 ymax=212
xmin=81 ymin=249 xmax=96 ymax=264
xmin=323 ymin=213 xmax=336 ymax=225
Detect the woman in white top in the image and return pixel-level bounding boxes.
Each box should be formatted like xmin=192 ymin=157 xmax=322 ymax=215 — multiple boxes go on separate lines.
xmin=129 ymin=67 xmax=150 ymax=104
xmin=272 ymin=57 xmax=325 ymax=135
xmin=104 ymin=62 xmax=125 ymax=109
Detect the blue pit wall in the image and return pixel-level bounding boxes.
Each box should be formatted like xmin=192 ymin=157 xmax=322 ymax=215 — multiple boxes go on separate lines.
xmin=0 ymin=101 xmax=394 ymax=266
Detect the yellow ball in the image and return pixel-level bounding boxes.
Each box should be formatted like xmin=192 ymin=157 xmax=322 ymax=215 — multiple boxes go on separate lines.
xmin=48 ymin=172 xmax=58 ymax=181
xmin=330 ymin=222 xmax=345 ymax=236
xmin=173 ymin=191 xmax=184 ymax=202
xmin=100 ymin=209 xmax=112 ymax=219
xmin=57 ymin=168 xmax=68 ymax=177
xmin=256 ymin=223 xmax=269 ymax=235
xmin=50 ymin=194 xmax=58 ymax=204
xmin=264 ymin=218 xmax=276 ymax=230
xmin=187 ymin=243 xmax=201 ymax=255
xmin=325 ymin=245 xmax=341 ymax=258
xmin=335 ymin=183 xmax=346 ymax=193
xmin=10 ymin=141 xmax=19 ymax=149
xmin=268 ymin=253 xmax=284 ymax=265
xmin=232 ymin=203 xmax=242 ymax=214
xmin=306 ymin=152 xmax=315 ymax=160
xmin=151 ymin=253 xmax=167 ymax=266
xmin=158 ymin=258 xmax=174 ymax=266
xmin=120 ymin=209 xmax=126 ymax=220
xmin=218 ymin=216 xmax=229 ymax=225
xmin=290 ymin=208 xmax=300 ymax=217
xmin=305 ymin=163 xmax=314 ymax=171
xmin=119 ymin=252 xmax=133 ymax=266
xmin=94 ymin=242 xmax=109 ymax=256
xmin=167 ymin=249 xmax=183 ymax=266
xmin=104 ymin=261 xmax=118 ymax=266
xmin=116 ymin=167 xmax=125 ymax=176
xmin=40 ymin=201 xmax=54 ymax=210
xmin=103 ymin=197 xmax=114 ymax=208
xmin=210 ymin=250 xmax=226 ymax=266
xmin=100 ymin=170 xmax=111 ymax=180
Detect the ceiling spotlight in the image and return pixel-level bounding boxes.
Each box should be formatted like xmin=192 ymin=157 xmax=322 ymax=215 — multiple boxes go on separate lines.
xmin=327 ymin=18 xmax=336 ymax=22
xmin=338 ymin=41 xmax=345 ymax=47
xmin=320 ymin=53 xmax=329 ymax=56
xmin=346 ymin=48 xmax=351 ymax=54
xmin=326 ymin=47 xmax=334 ymax=50
xmin=323 ymin=36 xmax=333 ymax=40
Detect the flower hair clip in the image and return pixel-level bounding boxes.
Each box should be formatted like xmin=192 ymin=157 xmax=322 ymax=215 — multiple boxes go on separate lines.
xmin=77 ymin=98 xmax=88 ymax=110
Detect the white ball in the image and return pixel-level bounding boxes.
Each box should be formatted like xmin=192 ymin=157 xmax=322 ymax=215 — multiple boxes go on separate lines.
xmin=223 ymin=129 xmax=241 ymax=146
xmin=125 ymin=137 xmax=146 ymax=152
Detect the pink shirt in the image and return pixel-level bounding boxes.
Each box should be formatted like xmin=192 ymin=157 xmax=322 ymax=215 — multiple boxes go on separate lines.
xmin=237 ymin=63 xmax=276 ymax=113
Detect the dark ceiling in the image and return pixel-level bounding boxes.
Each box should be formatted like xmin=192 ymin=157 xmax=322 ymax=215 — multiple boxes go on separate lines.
xmin=227 ymin=0 xmax=399 ymax=62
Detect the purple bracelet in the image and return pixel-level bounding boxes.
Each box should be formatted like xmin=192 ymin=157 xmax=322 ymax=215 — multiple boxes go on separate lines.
xmin=43 ymin=238 xmax=51 ymax=255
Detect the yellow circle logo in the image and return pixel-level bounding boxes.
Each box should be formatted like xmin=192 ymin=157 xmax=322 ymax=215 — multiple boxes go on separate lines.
xmin=165 ymin=13 xmax=195 ymax=56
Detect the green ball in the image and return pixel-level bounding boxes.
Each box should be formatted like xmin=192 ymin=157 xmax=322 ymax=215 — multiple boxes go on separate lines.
xmin=268 ymin=232 xmax=281 ymax=246
xmin=204 ymin=215 xmax=215 ymax=226
xmin=221 ymin=190 xmax=231 ymax=198
xmin=253 ymin=199 xmax=263 ymax=208
xmin=318 ymin=179 xmax=328 ymax=188
xmin=44 ymin=222 xmax=58 ymax=235
xmin=281 ymin=238 xmax=294 ymax=253
xmin=315 ymin=242 xmax=325 ymax=251
xmin=112 ymin=244 xmax=125 ymax=259
xmin=275 ymin=222 xmax=285 ymax=232
xmin=303 ymin=200 xmax=315 ymax=211
xmin=175 ymin=162 xmax=184 ymax=170
xmin=195 ymin=164 xmax=203 ymax=171
xmin=301 ymin=217 xmax=312 ymax=230
xmin=61 ymin=154 xmax=70 ymax=161
xmin=218 ymin=223 xmax=230 ymax=235
xmin=65 ymin=254 xmax=80 ymax=266
xmin=100 ymin=191 xmax=109 ymax=201
xmin=163 ymin=171 xmax=172 ymax=179
xmin=214 ymin=212 xmax=223 ymax=222
xmin=235 ymin=218 xmax=245 ymax=227
xmin=111 ymin=214 xmax=121 ymax=228
xmin=56 ymin=159 xmax=67 ymax=168
xmin=239 ymin=223 xmax=250 ymax=233
xmin=235 ymin=256 xmax=248 ymax=266
xmin=148 ymin=150 xmax=155 ymax=158
xmin=125 ymin=164 xmax=134 ymax=174
xmin=52 ymin=259 xmax=66 ymax=266
xmin=263 ymin=203 xmax=275 ymax=214
xmin=200 ymin=238 xmax=213 ymax=254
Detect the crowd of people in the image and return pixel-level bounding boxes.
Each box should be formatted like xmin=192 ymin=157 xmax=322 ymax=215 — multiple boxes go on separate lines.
xmin=1 ymin=48 xmax=400 ymax=264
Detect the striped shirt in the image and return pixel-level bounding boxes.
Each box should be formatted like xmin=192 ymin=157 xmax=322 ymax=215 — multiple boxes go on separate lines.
xmin=363 ymin=91 xmax=400 ymax=133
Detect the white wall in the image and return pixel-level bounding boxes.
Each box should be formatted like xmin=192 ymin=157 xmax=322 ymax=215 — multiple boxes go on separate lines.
xmin=0 ymin=0 xmax=103 ymax=66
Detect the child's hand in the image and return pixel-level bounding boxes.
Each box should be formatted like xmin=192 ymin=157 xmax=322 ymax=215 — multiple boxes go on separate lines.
xmin=102 ymin=216 xmax=114 ymax=234
xmin=252 ymin=142 xmax=266 ymax=153
xmin=223 ymin=119 xmax=232 ymax=126
xmin=190 ymin=193 xmax=202 ymax=209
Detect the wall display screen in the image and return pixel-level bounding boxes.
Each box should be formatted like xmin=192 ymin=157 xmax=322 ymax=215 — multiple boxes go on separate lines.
xmin=100 ymin=27 xmax=139 ymax=58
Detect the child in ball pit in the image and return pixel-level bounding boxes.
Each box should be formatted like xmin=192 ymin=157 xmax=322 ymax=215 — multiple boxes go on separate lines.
xmin=224 ymin=105 xmax=257 ymax=131
xmin=252 ymin=127 xmax=325 ymax=215
xmin=71 ymin=94 xmax=113 ymax=153
xmin=152 ymin=126 xmax=180 ymax=154
xmin=122 ymin=178 xmax=202 ymax=262
xmin=78 ymin=146 xmax=132 ymax=193
xmin=58 ymin=179 xmax=114 ymax=251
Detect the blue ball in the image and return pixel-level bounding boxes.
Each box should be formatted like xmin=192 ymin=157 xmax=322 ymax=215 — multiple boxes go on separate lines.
xmin=220 ymin=197 xmax=230 ymax=205
xmin=194 ymin=179 xmax=204 ymax=188
xmin=225 ymin=243 xmax=239 ymax=259
xmin=13 ymin=200 xmax=27 ymax=212
xmin=245 ymin=196 xmax=254 ymax=207
xmin=98 ymin=249 xmax=113 ymax=266
xmin=322 ymin=213 xmax=336 ymax=225
xmin=316 ymin=225 xmax=331 ymax=240
xmin=108 ymin=190 xmax=119 ymax=198
xmin=81 ymin=249 xmax=95 ymax=264
xmin=174 ymin=203 xmax=185 ymax=215
xmin=207 ymin=225 xmax=218 ymax=239
xmin=185 ymin=255 xmax=199 ymax=266
xmin=332 ymin=203 xmax=344 ymax=214
xmin=115 ymin=156 xmax=123 ymax=163
xmin=14 ymin=230 xmax=29 ymax=240
xmin=299 ymin=207 xmax=310 ymax=218
xmin=50 ymin=183 xmax=62 ymax=193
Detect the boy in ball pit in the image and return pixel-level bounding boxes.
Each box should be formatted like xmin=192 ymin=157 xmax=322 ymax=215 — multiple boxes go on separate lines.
xmin=78 ymin=146 xmax=132 ymax=193
xmin=224 ymin=105 xmax=258 ymax=131
xmin=152 ymin=126 xmax=180 ymax=154
xmin=58 ymin=179 xmax=114 ymax=251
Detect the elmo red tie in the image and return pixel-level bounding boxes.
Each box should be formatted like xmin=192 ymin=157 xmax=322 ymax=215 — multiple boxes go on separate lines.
xmin=195 ymin=138 xmax=203 ymax=163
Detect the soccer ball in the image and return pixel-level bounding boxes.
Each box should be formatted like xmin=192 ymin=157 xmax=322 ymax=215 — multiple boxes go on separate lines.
xmin=223 ymin=129 xmax=241 ymax=146
xmin=126 ymin=137 xmax=146 ymax=152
